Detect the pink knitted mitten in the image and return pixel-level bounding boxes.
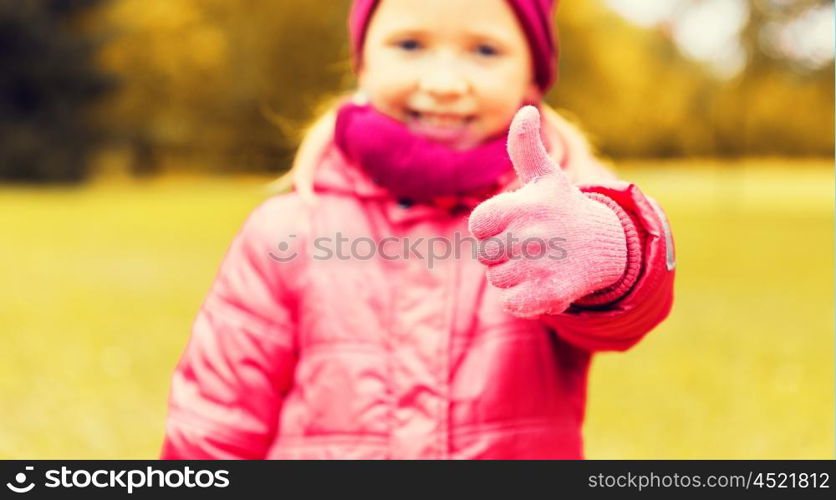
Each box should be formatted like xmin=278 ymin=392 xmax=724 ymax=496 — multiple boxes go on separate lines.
xmin=468 ymin=106 xmax=637 ymax=318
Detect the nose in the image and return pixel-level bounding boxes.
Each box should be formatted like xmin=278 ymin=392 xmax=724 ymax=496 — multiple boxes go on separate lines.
xmin=418 ymin=56 xmax=470 ymax=99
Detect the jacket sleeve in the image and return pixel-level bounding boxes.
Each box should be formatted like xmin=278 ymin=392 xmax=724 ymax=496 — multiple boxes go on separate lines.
xmin=540 ymin=179 xmax=676 ymax=352
xmin=160 ymin=197 xmax=299 ymax=459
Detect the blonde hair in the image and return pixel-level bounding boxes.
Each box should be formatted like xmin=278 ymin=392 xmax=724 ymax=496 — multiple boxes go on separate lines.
xmin=264 ymin=91 xmax=353 ymax=202
xmin=266 ymin=93 xmax=615 ymax=204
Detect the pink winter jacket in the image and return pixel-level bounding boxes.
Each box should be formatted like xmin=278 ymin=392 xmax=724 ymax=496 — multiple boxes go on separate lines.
xmin=160 ymin=108 xmax=675 ymax=459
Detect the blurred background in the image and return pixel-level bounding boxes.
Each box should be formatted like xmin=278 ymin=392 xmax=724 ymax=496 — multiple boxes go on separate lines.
xmin=1 ymin=0 xmax=833 ymax=458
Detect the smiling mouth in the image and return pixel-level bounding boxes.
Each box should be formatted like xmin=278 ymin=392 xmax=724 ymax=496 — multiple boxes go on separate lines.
xmin=406 ymin=109 xmax=476 ymax=129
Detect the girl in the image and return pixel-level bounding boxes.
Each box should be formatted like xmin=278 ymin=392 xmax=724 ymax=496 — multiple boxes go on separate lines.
xmin=161 ymin=0 xmax=675 ymax=459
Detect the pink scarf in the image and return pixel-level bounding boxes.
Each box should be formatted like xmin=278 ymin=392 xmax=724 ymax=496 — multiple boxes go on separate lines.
xmin=333 ymin=101 xmax=515 ymax=203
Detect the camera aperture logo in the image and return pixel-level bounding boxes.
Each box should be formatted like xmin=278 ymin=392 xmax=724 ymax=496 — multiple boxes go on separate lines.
xmin=6 ymin=465 xmax=229 ymax=494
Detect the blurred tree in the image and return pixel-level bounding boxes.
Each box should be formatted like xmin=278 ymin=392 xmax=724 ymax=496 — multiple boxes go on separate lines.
xmin=553 ymin=1 xmax=719 ymax=158
xmin=718 ymin=0 xmax=835 ymax=156
xmin=0 ymin=0 xmax=112 ymax=183
xmin=554 ymin=0 xmax=833 ymax=158
xmin=96 ymin=0 xmax=349 ymax=174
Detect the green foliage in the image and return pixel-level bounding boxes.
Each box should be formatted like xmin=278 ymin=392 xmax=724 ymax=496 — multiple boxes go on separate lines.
xmin=0 ymin=0 xmax=112 ymax=182
xmin=552 ymin=0 xmax=834 ymax=158
xmin=95 ymin=0 xmax=351 ymax=175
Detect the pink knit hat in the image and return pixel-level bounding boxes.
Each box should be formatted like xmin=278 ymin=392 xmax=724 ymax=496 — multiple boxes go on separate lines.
xmin=348 ymin=0 xmax=558 ymax=92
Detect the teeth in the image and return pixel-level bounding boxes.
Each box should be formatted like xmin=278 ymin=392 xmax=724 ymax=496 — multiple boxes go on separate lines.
xmin=416 ymin=112 xmax=469 ymax=128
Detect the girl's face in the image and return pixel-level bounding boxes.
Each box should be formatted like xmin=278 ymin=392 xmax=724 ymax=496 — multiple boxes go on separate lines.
xmin=358 ymin=0 xmax=540 ymax=150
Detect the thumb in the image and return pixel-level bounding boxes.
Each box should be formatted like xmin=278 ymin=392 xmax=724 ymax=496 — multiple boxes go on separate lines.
xmin=507 ymin=105 xmax=557 ymax=184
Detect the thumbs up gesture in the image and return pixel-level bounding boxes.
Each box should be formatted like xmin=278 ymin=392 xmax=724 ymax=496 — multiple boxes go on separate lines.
xmin=468 ymin=106 xmax=632 ymax=318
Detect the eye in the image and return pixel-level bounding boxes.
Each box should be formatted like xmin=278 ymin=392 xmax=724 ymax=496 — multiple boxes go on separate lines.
xmin=397 ymin=39 xmax=422 ymax=51
xmin=475 ymin=44 xmax=499 ymax=57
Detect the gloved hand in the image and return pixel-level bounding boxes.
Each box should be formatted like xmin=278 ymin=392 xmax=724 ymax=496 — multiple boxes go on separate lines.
xmin=468 ymin=106 xmax=638 ymax=318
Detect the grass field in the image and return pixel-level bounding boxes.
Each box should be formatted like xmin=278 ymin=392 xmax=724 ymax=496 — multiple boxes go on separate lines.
xmin=1 ymin=159 xmax=833 ymax=459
